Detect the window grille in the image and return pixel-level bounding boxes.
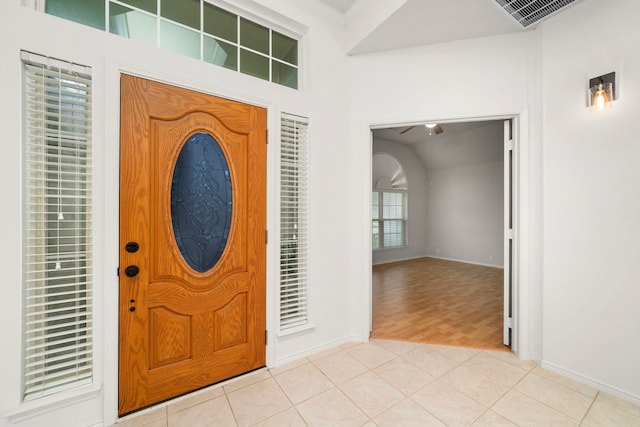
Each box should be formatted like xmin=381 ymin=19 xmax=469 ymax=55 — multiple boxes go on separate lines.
xmin=372 ymin=191 xmax=407 ymax=249
xmin=21 ymin=51 xmax=93 ymax=400
xmin=279 ymin=113 xmax=309 ymax=331
xmin=38 ymin=0 xmax=299 ymax=88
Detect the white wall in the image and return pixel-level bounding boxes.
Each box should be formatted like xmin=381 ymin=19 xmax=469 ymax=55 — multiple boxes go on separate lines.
xmin=425 ymin=160 xmax=504 ymax=267
xmin=371 ymin=137 xmax=428 ymax=265
xmin=540 ymin=0 xmax=640 ymax=402
xmin=0 ymin=1 xmax=356 ymax=425
xmin=422 ymin=122 xmax=504 ymax=267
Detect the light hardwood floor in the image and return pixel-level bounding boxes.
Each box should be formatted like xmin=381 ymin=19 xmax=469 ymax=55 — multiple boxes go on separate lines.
xmin=371 ymin=256 xmax=509 ymax=351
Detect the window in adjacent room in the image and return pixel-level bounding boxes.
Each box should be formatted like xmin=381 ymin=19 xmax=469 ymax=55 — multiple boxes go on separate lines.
xmin=372 ymin=191 xmax=407 ymax=249
xmin=21 ymin=51 xmax=93 ymax=400
xmin=372 ymin=153 xmax=408 ymax=249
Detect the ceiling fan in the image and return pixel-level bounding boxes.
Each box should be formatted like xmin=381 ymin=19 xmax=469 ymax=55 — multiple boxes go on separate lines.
xmin=399 ymin=123 xmax=443 ymax=136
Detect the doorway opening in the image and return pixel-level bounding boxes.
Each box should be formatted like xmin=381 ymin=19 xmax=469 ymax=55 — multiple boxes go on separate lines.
xmin=369 ymin=118 xmax=517 ymax=352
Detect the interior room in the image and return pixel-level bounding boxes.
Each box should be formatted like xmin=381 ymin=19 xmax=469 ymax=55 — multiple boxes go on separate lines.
xmin=371 ymin=121 xmax=508 ymax=350
xmin=1 ymin=0 xmax=640 ymax=426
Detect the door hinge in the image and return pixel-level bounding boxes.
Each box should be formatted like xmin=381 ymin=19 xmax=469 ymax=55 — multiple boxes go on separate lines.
xmin=266 ymin=129 xmax=269 ymax=144
xmin=506 ymin=139 xmax=514 ymax=151
xmin=117 ymin=267 xmax=120 ymax=277
xmin=265 ymin=330 xmax=268 ymax=345
xmin=505 ymin=229 xmax=514 ymax=239
xmin=504 ymin=317 xmax=513 ymax=329
xmin=266 ymin=230 xmax=268 ymax=245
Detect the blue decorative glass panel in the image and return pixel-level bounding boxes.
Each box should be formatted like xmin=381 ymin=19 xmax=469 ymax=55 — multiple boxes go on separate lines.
xmin=171 ymin=133 xmax=232 ymax=273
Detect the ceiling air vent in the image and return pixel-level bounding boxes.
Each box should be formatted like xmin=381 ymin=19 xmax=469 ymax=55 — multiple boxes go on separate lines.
xmin=492 ymin=0 xmax=581 ymax=28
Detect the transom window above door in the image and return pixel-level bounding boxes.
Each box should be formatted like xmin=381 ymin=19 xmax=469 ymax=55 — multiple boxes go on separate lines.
xmin=35 ymin=0 xmax=300 ymax=89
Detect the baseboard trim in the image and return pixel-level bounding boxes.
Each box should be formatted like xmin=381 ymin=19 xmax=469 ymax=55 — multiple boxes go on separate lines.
xmin=270 ymin=336 xmax=366 ymax=368
xmin=372 ymin=254 xmax=431 ymax=266
xmin=427 ymin=255 xmax=504 ymax=269
xmin=541 ymin=360 xmax=640 ymax=407
xmin=373 ymin=254 xmax=504 ymax=269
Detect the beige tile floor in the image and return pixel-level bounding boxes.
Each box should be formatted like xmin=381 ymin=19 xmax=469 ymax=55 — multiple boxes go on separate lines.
xmin=114 ymin=340 xmax=640 ymax=427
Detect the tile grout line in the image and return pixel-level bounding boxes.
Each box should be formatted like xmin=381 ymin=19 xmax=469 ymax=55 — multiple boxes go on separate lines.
xmin=126 ymin=340 xmax=639 ymax=426
xmin=319 ymin=361 xmax=374 ymax=424
xmin=268 ymin=362 xmax=312 ymax=426
xmin=483 ymin=362 xmax=540 ymax=425
xmin=578 ymin=391 xmax=600 ymax=427
xmin=222 ymin=387 xmax=240 ymax=427
xmin=374 ymin=346 xmax=463 ymax=426
xmin=514 ymin=369 xmax=599 ymax=423
xmin=415 ymin=348 xmax=530 ymax=425
xmin=312 ymin=348 xmax=400 ymax=425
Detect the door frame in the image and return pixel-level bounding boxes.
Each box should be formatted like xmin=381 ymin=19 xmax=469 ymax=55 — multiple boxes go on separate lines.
xmin=103 ymin=63 xmax=278 ymax=424
xmin=366 ymin=113 xmax=523 ymax=355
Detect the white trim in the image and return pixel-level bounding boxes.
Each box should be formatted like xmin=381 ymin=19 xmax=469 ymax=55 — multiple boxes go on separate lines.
xmin=372 ymin=245 xmax=409 ymax=252
xmin=416 ymin=255 xmax=505 ymax=270
xmin=276 ymin=322 xmax=316 ymax=339
xmin=204 ymin=0 xmax=307 ymax=40
xmin=371 ymin=253 xmax=431 ymax=266
xmin=541 ymin=360 xmax=640 ymax=407
xmin=3 ymin=385 xmax=101 ymax=423
xmin=271 ymin=337 xmax=366 ymax=368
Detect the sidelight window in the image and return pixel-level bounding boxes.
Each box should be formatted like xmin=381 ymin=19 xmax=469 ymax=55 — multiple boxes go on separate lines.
xmin=279 ymin=113 xmax=309 ymax=331
xmin=21 ymin=51 xmax=93 ymax=400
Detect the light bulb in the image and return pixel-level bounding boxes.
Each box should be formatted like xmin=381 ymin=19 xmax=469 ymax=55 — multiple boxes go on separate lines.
xmin=595 ymin=87 xmax=605 ymax=111
xmin=590 ymin=81 xmax=613 ymax=112
xmin=425 ymin=123 xmax=437 ymax=136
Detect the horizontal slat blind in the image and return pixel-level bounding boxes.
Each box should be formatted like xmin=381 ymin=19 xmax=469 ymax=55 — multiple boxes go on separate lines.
xmin=21 ymin=52 xmax=93 ymax=400
xmin=373 ymin=191 xmax=407 ymax=249
xmin=280 ymin=113 xmax=309 ymax=330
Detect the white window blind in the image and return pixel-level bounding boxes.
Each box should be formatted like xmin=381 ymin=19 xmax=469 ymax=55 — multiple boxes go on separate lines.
xmin=21 ymin=51 xmax=93 ymax=400
xmin=279 ymin=113 xmax=309 ymax=331
xmin=372 ymin=191 xmax=407 ymax=249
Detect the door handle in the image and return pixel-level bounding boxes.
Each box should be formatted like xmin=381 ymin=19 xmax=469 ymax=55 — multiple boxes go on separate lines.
xmin=125 ymin=265 xmax=140 ymax=277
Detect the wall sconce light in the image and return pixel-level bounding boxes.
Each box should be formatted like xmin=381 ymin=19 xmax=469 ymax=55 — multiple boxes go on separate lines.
xmin=588 ymin=72 xmax=616 ymax=112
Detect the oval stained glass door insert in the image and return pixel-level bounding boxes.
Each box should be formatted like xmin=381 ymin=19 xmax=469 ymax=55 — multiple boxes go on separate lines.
xmin=170 ymin=132 xmax=232 ymax=273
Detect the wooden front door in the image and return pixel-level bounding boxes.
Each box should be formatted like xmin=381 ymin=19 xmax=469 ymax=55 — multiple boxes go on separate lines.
xmin=118 ymin=74 xmax=267 ymax=415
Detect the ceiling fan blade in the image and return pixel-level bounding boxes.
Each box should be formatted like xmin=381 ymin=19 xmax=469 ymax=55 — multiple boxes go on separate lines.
xmin=433 ymin=124 xmax=443 ymax=134
xmin=399 ymin=125 xmax=416 ymax=134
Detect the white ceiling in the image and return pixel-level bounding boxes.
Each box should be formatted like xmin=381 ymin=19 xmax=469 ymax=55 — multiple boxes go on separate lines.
xmin=373 ymin=122 xmax=495 ymax=145
xmin=321 ymin=0 xmax=577 ymax=167
xmin=373 ymin=121 xmax=504 ymax=171
xmin=317 ymin=0 xmax=533 ymax=55
xmin=318 ymin=0 xmax=358 ymax=14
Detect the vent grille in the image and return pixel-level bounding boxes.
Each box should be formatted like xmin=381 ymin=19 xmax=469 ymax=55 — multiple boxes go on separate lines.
xmin=493 ymin=0 xmax=580 ymax=28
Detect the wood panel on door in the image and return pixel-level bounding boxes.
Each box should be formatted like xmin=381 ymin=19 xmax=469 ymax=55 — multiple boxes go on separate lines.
xmin=119 ymin=74 xmax=267 ymax=415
